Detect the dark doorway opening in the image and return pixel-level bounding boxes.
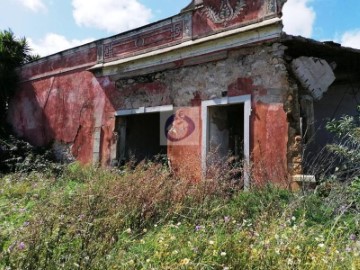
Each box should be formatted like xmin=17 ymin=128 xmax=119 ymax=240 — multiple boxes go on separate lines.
xmin=207 ymin=103 xmax=244 ymax=165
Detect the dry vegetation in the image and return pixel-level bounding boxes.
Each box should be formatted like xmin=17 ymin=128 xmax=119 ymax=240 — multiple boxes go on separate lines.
xmin=0 ymin=158 xmax=360 ymax=269
xmin=1 ymin=111 xmax=360 ymax=269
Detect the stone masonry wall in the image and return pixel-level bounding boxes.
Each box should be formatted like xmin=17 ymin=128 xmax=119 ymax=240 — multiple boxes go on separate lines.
xmin=102 ymin=43 xmax=293 ymax=184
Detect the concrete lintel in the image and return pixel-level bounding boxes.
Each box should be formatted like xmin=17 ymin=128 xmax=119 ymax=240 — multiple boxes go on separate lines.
xmin=115 ymin=105 xmax=174 ymax=116
xmin=109 ymin=51 xmax=228 ymax=81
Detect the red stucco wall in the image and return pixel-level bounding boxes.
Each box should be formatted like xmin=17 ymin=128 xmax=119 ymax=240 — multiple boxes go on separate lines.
xmin=227 ymin=77 xmax=288 ymax=185
xmin=9 ymin=1 xmax=292 ymax=185
xmin=10 ymin=45 xmax=291 ymax=184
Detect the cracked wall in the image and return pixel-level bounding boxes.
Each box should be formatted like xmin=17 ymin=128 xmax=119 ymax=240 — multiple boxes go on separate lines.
xmin=8 ymin=70 xmax=111 ymax=164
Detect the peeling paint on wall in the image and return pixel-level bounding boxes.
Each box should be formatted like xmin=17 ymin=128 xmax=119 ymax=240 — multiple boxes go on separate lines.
xmin=8 ymin=0 xmax=304 ymax=185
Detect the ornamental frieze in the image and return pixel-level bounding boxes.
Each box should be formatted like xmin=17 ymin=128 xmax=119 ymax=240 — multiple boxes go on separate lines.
xmin=203 ymin=0 xmax=246 ymax=26
xmin=97 ymin=13 xmax=192 ymax=63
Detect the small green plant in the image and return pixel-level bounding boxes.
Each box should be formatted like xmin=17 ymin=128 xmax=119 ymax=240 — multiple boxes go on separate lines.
xmin=325 ymin=106 xmax=360 ymax=180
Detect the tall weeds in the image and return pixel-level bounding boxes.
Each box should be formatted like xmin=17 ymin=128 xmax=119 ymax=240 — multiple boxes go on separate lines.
xmin=1 ymin=159 xmax=360 ymax=269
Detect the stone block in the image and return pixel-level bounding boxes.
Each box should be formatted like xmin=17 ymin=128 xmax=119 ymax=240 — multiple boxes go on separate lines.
xmin=291 ymin=57 xmax=335 ymax=100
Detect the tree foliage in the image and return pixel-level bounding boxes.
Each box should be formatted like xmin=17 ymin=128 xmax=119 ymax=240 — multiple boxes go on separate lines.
xmin=0 ymin=29 xmax=39 ymax=136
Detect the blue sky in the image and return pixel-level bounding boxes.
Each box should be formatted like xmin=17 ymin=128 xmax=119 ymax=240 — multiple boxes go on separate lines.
xmin=0 ymin=0 xmax=359 ymax=57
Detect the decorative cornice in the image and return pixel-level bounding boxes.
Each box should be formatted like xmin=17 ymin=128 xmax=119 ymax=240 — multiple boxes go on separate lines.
xmin=90 ymin=18 xmax=283 ymax=79
xmin=96 ymin=13 xmax=192 ymax=64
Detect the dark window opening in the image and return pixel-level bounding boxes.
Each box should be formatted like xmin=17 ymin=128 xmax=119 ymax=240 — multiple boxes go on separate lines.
xmin=116 ymin=112 xmax=167 ymax=164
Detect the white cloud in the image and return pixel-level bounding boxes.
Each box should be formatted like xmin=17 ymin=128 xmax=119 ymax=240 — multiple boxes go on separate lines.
xmin=282 ymin=0 xmax=316 ymax=38
xmin=340 ymin=29 xmax=360 ymax=49
xmin=28 ymin=33 xmax=95 ymax=57
xmin=17 ymin=0 xmax=47 ymax=12
xmin=72 ymin=0 xmax=153 ymax=33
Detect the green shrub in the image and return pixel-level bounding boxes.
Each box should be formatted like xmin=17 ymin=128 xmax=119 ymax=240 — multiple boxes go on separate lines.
xmin=326 ymin=108 xmax=360 ymax=181
xmin=0 ymin=136 xmax=63 ymax=175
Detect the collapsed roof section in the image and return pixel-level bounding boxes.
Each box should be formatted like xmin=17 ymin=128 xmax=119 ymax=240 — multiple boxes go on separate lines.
xmin=282 ymin=35 xmax=360 ymax=86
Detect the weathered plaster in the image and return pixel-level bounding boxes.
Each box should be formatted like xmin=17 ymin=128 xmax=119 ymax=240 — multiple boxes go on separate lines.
xmin=9 ymin=69 xmax=113 ymax=164
xmin=106 ymin=44 xmax=290 ymax=184
xmin=10 ymin=39 xmax=293 ymax=184
xmin=192 ymin=0 xmax=285 ymax=38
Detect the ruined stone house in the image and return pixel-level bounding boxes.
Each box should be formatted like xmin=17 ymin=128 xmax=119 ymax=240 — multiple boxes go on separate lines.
xmin=8 ymin=0 xmax=360 ymax=187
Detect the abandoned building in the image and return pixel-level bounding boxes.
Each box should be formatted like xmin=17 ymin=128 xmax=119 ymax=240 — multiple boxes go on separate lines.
xmin=8 ymin=0 xmax=360 ymax=187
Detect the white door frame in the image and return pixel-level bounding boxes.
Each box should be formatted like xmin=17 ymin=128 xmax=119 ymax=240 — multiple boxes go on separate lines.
xmin=201 ymin=95 xmax=251 ymax=189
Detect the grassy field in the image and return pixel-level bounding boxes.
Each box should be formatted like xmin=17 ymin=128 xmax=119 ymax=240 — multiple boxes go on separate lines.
xmin=1 ymin=162 xmax=360 ymax=269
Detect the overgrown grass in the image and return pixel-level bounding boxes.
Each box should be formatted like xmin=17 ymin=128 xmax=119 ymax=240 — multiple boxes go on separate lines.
xmin=1 ymin=162 xmax=360 ymax=269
